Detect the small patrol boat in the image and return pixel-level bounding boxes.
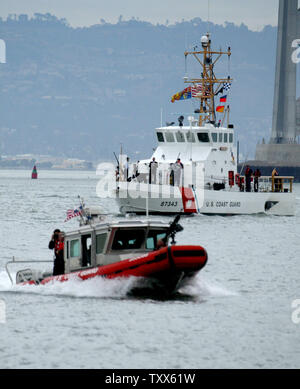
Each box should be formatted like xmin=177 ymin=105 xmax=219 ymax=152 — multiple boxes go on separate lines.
xmin=6 ymin=200 xmax=207 ymax=296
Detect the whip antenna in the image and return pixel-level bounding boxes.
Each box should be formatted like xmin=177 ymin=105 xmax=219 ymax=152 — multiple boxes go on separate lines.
xmin=207 ymin=0 xmax=210 ymax=34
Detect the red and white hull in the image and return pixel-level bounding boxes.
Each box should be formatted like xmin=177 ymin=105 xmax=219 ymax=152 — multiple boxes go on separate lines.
xmin=19 ymin=245 xmax=208 ymax=295
xmin=116 ymin=182 xmax=295 ymax=216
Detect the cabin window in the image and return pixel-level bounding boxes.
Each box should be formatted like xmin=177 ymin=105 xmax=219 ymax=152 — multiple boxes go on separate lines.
xmin=146 ymin=230 xmax=167 ymax=250
xmin=229 ymin=133 xmax=233 ymax=143
xmin=186 ymin=131 xmax=196 ymax=143
xmin=224 ymin=133 xmax=228 ymax=143
xmin=219 ymin=133 xmax=223 ymax=142
xmin=197 ymin=132 xmax=210 ymax=143
xmin=81 ymin=235 xmax=91 ymax=267
xmin=157 ymin=132 xmax=164 ymax=142
xmin=96 ymin=233 xmax=107 ymax=254
xmin=212 ymin=133 xmax=218 ymax=142
xmin=165 ymin=132 xmax=175 ymax=142
xmin=70 ymin=239 xmax=80 ymax=257
xmin=112 ymin=229 xmax=145 ymax=250
xmin=176 ymin=132 xmax=185 ymax=143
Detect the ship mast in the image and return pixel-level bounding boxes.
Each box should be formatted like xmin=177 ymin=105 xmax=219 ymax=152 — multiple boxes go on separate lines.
xmin=184 ymin=33 xmax=232 ymax=127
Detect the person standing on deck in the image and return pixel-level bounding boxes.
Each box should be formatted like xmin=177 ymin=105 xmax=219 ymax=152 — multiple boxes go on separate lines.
xmin=245 ymin=165 xmax=253 ymax=192
xmin=124 ymin=157 xmax=130 ymax=182
xmin=254 ymin=168 xmax=261 ymax=192
xmin=149 ymin=157 xmax=158 ymax=184
xmin=174 ymin=158 xmax=184 ymax=187
xmin=49 ymin=230 xmax=65 ymax=276
xmin=272 ymin=168 xmax=280 ymax=192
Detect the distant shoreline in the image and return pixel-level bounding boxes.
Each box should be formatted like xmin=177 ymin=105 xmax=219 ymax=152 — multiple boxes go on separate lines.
xmin=0 ymin=166 xmax=95 ymax=171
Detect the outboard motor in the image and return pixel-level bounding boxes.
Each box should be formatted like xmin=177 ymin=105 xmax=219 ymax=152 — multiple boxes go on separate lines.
xmin=16 ymin=269 xmax=43 ymax=284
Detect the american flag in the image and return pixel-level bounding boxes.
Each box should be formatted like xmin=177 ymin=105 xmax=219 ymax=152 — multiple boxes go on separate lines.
xmin=191 ymin=84 xmax=203 ymax=97
xmin=64 ymin=207 xmax=82 ymax=222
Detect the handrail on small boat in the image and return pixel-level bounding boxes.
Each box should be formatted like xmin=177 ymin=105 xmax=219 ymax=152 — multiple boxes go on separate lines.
xmin=5 ymin=257 xmax=53 ymax=285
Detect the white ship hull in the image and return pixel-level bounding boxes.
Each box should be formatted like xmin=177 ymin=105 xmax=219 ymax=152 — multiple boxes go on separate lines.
xmin=116 ymin=183 xmax=295 ymax=216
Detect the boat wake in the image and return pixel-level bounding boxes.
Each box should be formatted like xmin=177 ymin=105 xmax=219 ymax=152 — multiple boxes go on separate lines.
xmin=0 ymin=270 xmax=237 ymax=301
xmin=0 ymin=270 xmax=138 ymax=299
xmin=180 ymin=275 xmax=238 ymax=299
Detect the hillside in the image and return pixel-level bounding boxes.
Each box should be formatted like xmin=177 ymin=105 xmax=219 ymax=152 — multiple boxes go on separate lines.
xmin=0 ymin=14 xmax=279 ymax=161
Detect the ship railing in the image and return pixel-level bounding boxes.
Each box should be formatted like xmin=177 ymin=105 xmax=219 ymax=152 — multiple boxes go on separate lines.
xmin=239 ymin=176 xmax=294 ymax=193
xmin=5 ymin=257 xmax=53 ymax=285
xmin=118 ymin=162 xmax=226 ymax=187
xmin=119 ymin=163 xmax=183 ymax=186
xmin=269 ymin=176 xmax=294 ymax=193
xmin=120 ymin=169 xmax=294 ymax=193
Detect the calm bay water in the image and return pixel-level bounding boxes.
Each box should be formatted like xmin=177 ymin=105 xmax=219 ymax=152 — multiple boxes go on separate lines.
xmin=0 ymin=169 xmax=299 ymax=369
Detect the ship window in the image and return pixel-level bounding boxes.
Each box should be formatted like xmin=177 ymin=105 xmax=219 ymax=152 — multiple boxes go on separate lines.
xmin=229 ymin=133 xmax=233 ymax=143
xmin=176 ymin=132 xmax=185 ymax=143
xmin=224 ymin=133 xmax=228 ymax=143
xmin=186 ymin=131 xmax=196 ymax=143
xmin=96 ymin=233 xmax=107 ymax=254
xmin=165 ymin=132 xmax=175 ymax=142
xmin=112 ymin=229 xmax=145 ymax=250
xmin=212 ymin=133 xmax=218 ymax=142
xmin=197 ymin=132 xmax=210 ymax=143
xmin=70 ymin=239 xmax=80 ymax=258
xmin=157 ymin=132 xmax=164 ymax=142
xmin=146 ymin=230 xmax=167 ymax=250
xmin=219 ymin=133 xmax=223 ymax=142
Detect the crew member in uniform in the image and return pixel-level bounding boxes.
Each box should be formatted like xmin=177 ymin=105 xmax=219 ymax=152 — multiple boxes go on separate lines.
xmin=254 ymin=168 xmax=261 ymax=192
xmin=272 ymin=168 xmax=280 ymax=192
xmin=245 ymin=165 xmax=253 ymax=192
xmin=149 ymin=157 xmax=158 ymax=184
xmin=49 ymin=229 xmax=65 ymax=276
xmin=174 ymin=158 xmax=184 ymax=186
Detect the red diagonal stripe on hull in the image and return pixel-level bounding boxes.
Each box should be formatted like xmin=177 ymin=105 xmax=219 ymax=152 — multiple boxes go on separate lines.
xmin=180 ymin=187 xmax=197 ymax=214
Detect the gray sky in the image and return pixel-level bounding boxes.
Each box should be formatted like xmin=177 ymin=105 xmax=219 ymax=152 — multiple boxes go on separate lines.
xmin=0 ymin=0 xmax=284 ymax=31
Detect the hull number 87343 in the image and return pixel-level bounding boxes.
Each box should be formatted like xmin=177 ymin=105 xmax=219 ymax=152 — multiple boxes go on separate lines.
xmin=160 ymin=201 xmax=178 ymax=207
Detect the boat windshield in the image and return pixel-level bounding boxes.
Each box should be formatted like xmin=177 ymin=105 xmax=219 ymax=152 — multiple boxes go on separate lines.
xmin=111 ymin=228 xmax=168 ymax=251
xmin=146 ymin=230 xmax=167 ymax=250
xmin=112 ymin=229 xmax=145 ymax=250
